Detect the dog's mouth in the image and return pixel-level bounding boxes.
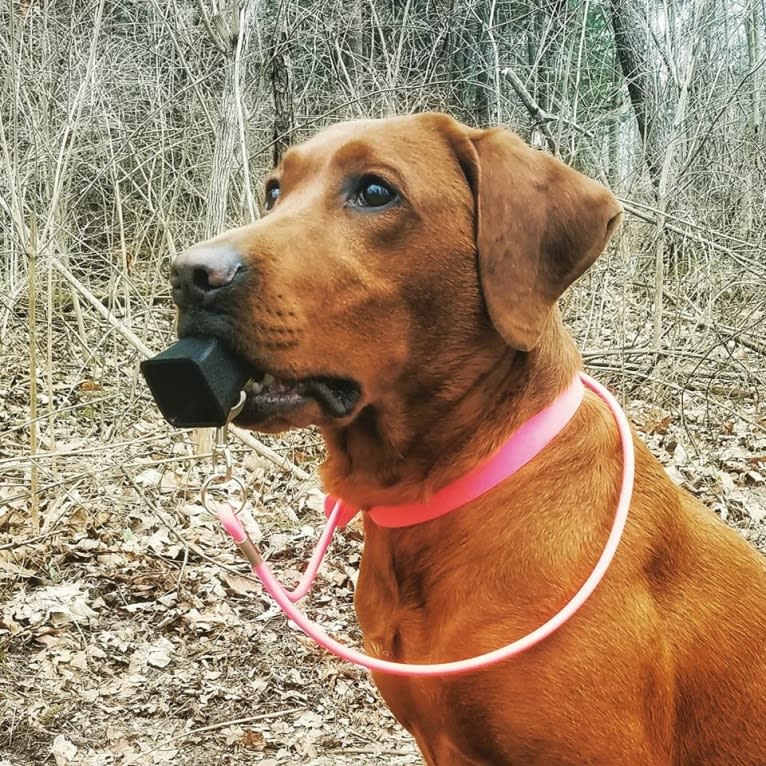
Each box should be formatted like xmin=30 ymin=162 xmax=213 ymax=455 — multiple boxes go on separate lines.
xmin=173 ymin=313 xmax=362 ymax=429
xmin=236 ymin=368 xmax=362 ymax=428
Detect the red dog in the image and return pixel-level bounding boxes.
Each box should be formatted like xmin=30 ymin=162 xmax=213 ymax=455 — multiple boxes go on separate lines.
xmin=171 ymin=113 xmax=766 ymax=765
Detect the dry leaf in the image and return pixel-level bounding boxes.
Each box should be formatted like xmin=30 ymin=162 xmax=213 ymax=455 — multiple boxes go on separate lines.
xmin=51 ymin=735 xmax=78 ymax=765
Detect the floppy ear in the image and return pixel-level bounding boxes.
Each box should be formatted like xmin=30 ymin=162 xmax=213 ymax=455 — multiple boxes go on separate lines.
xmin=457 ymin=127 xmax=623 ymax=351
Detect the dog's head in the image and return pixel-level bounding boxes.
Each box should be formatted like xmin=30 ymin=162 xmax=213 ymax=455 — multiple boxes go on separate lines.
xmin=171 ymin=114 xmax=621 ymax=435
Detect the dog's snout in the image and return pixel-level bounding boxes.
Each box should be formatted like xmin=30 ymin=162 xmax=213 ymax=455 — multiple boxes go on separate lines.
xmin=171 ymin=244 xmax=244 ymax=307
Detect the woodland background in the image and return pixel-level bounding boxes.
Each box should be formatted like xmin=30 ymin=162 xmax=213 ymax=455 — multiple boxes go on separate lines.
xmin=1 ymin=0 xmax=765 ymax=764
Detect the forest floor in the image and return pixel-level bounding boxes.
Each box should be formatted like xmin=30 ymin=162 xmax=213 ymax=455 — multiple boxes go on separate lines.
xmin=2 ymin=309 xmax=765 ymax=766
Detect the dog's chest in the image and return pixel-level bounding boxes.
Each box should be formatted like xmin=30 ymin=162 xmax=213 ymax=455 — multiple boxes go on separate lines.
xmin=354 ymin=531 xmax=436 ymax=659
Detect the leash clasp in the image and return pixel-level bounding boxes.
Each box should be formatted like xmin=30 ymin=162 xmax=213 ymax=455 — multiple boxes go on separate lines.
xmin=210 ymin=423 xmax=234 ymax=482
xmin=201 ymin=391 xmax=248 ymax=516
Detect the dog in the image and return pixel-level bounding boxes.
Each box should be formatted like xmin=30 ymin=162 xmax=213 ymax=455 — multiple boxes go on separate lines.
xmin=169 ymin=113 xmax=766 ymax=765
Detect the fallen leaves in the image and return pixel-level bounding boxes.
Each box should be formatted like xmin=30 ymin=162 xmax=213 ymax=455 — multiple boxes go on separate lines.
xmin=0 ymin=423 xmax=418 ymax=766
xmin=2 ymin=581 xmax=100 ymax=636
xmin=1 ymin=298 xmax=763 ymax=766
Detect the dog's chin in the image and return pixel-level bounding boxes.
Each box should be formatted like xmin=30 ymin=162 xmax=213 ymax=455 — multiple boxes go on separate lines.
xmin=233 ymin=373 xmax=362 ymax=433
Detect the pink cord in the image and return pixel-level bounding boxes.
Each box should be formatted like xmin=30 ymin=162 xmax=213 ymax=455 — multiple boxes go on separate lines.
xmin=216 ymin=500 xmax=342 ymax=604
xmin=218 ymin=372 xmax=634 ymax=676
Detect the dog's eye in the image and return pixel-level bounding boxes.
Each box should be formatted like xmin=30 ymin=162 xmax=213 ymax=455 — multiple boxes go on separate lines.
xmin=264 ymin=182 xmax=280 ymax=211
xmin=355 ymin=177 xmax=397 ymax=208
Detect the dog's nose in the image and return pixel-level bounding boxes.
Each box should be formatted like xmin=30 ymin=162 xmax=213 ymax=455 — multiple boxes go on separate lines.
xmin=171 ymin=244 xmax=244 ymax=307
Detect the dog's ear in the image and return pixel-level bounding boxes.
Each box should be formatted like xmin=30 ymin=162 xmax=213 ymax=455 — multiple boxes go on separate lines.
xmin=452 ymin=126 xmax=622 ymax=351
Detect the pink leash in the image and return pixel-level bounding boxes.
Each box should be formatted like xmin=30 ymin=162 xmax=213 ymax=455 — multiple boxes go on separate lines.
xmin=216 ymin=372 xmax=634 ymax=676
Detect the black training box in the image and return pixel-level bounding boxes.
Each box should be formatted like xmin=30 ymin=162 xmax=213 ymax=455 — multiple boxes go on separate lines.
xmin=140 ymin=337 xmax=250 ymax=428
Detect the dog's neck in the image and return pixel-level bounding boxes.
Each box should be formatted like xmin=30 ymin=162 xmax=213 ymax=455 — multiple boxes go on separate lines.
xmin=320 ymin=311 xmax=581 ymax=510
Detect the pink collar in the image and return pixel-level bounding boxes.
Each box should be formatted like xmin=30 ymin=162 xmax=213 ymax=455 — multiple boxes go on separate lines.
xmin=324 ymin=375 xmax=585 ymax=528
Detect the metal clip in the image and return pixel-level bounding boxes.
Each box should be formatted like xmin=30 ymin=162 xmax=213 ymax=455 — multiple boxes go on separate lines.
xmin=210 ymin=424 xmax=234 ymax=482
xmin=201 ymin=390 xmax=248 ymax=517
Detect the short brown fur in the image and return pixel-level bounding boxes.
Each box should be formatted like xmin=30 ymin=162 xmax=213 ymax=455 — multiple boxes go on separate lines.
xmin=173 ymin=113 xmax=766 ymax=765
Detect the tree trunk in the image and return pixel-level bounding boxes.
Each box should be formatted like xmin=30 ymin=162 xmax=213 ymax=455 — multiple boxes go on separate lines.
xmin=344 ymin=0 xmax=364 ymax=88
xmin=608 ymin=60 xmax=621 ymax=188
xmin=473 ymin=0 xmax=492 ymax=126
xmin=202 ymin=0 xmax=258 ymax=240
xmin=743 ymin=0 xmax=764 ymax=234
xmin=650 ymin=0 xmax=712 ymax=349
xmin=609 ymin=0 xmax=663 ymax=192
xmin=271 ymin=17 xmax=294 ymax=167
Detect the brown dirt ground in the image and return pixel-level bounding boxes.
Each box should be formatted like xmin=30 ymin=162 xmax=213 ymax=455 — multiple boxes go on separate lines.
xmin=2 ymin=315 xmax=765 ymax=765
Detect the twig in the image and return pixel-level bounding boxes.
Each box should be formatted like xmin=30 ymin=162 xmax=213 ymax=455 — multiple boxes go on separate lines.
xmin=619 ymin=200 xmax=765 ymax=281
xmin=38 ymin=0 xmax=106 ymax=250
xmin=0 ymin=529 xmax=64 ymax=551
xmin=328 ymin=748 xmax=417 ymax=757
xmin=500 ymin=64 xmax=557 ymax=153
xmin=679 ymin=52 xmax=766 ymax=177
xmin=620 ymin=197 xmax=766 ymax=255
xmin=485 ymin=0 xmax=502 ymax=125
xmin=233 ymin=428 xmax=312 ymax=481
xmin=146 ymin=708 xmax=304 ymax=754
xmin=662 ymin=289 xmax=766 ymax=357
xmin=51 ymin=257 xmax=155 ymax=357
xmin=27 ymin=215 xmax=39 ymax=532
xmin=0 ymin=474 xmax=89 ymax=549
xmin=584 ymin=361 xmax=764 ymax=433
xmin=118 ymin=466 xmax=259 ymax=584
xmin=234 ymin=0 xmax=258 ymax=223
xmin=195 ymin=0 xmax=228 ymax=54
xmin=0 ymin=435 xmax=166 ymax=468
